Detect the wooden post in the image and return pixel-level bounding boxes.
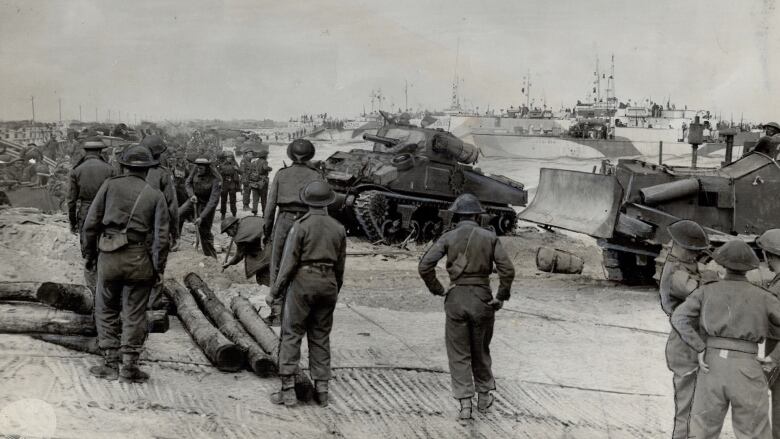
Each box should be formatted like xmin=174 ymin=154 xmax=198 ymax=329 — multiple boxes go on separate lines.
xmin=183 ymin=273 xmax=276 ymax=377
xmin=0 ymin=282 xmax=39 ymax=301
xmin=163 ymin=279 xmax=244 ymax=372
xmin=231 ymin=296 xmax=314 ymax=401
xmin=36 ymin=282 xmax=93 ymax=315
xmin=658 ymin=141 xmax=663 ymax=165
xmin=0 ymin=303 xmax=167 ymax=335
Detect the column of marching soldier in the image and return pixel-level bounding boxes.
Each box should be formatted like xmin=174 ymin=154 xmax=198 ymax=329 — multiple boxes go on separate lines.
xmin=68 ymin=135 xmax=512 ymax=423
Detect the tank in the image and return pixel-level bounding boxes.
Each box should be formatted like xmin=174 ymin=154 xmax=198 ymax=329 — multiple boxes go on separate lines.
xmin=519 ymin=130 xmax=780 ymax=284
xmin=321 ymin=117 xmax=527 ymax=243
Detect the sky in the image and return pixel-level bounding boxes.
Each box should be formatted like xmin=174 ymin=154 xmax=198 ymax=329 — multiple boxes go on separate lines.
xmin=0 ymin=0 xmax=778 ymax=123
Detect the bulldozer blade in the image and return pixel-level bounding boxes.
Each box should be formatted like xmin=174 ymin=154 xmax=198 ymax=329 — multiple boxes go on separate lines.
xmin=519 ymin=168 xmax=622 ymax=239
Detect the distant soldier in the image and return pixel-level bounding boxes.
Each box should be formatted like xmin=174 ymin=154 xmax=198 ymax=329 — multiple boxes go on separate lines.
xmin=81 ymin=144 xmax=170 ymax=382
xmin=672 ymin=240 xmax=780 ymax=438
xmin=216 ymin=151 xmax=241 ymax=220
xmin=756 ymin=229 xmax=780 ymax=439
xmin=263 ymin=139 xmax=323 ymax=325
xmin=418 ymin=194 xmax=515 ymax=423
xmin=246 ymin=149 xmax=272 ymax=216
xmin=658 ymin=220 xmax=709 ymax=439
xmin=67 ymin=137 xmax=114 ymax=293
xmin=267 ymin=180 xmax=346 ymax=407
xmin=220 ymin=215 xmax=265 ymax=284
xmin=181 ymin=157 xmax=221 ymax=258
xmin=239 ymin=150 xmax=254 ymax=211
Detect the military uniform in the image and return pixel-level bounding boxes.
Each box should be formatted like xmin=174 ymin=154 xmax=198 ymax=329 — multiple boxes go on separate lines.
xmin=217 ymin=156 xmax=241 ymax=218
xmin=757 ymin=229 xmax=780 ymax=439
xmin=246 ymin=153 xmax=272 ymax=216
xmin=182 ymin=161 xmax=221 ymax=258
xmin=672 ymin=241 xmax=780 ymax=439
xmin=269 ymin=180 xmax=346 ymax=407
xmin=82 ymin=145 xmax=170 ymax=383
xmin=222 ymin=216 xmax=265 ymax=283
xmin=145 ymin=166 xmax=179 ymax=243
xmin=239 ymin=152 xmax=254 ymax=211
xmin=68 ymin=141 xmax=115 ymax=293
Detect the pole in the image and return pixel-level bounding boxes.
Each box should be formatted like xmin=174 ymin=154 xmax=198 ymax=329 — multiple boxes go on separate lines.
xmin=404 ymin=80 xmax=408 ymax=111
xmin=79 ymin=104 xmax=82 ymax=121
xmin=658 ymin=141 xmax=663 ymax=165
xmin=58 ymin=98 xmax=62 ymax=122
xmin=30 ymin=96 xmax=35 ymax=123
xmin=95 ymin=108 xmax=98 ymax=122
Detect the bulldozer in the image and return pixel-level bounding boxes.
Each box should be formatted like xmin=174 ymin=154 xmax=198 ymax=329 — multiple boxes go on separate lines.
xmin=519 ymin=119 xmax=780 ymax=284
xmin=321 ymin=112 xmax=527 ymax=243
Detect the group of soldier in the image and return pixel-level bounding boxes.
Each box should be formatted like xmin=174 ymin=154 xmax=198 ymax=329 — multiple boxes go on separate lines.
xmin=661 ymin=219 xmax=780 ymax=438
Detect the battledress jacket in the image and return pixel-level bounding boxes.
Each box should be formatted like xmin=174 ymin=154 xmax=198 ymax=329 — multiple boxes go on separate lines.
xmin=185 ymin=170 xmax=222 ymax=220
xmin=263 ymin=163 xmax=323 ymax=232
xmin=68 ymin=155 xmax=115 ymax=229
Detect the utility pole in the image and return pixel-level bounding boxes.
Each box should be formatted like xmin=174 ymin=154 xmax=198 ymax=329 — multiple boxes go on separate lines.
xmin=79 ymin=104 xmax=82 ymax=121
xmin=58 ymin=98 xmax=62 ymax=122
xmin=108 ymin=109 xmax=111 ymax=122
xmin=118 ymin=110 xmax=121 ymax=122
xmin=95 ymin=107 xmax=98 ymax=122
xmin=30 ymin=96 xmax=35 ymax=124
xmin=404 ymin=80 xmax=408 ymax=112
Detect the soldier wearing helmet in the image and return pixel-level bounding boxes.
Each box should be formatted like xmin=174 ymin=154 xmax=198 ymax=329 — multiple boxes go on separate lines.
xmin=242 ymin=146 xmax=271 ymax=216
xmin=220 ymin=214 xmax=266 ymax=283
xmin=418 ymin=193 xmax=515 ymax=424
xmin=68 ymin=137 xmax=115 ymax=293
xmin=141 ymin=135 xmax=179 ymax=248
xmin=181 ymin=157 xmax=222 ymax=258
xmin=764 ymin=122 xmax=780 ymax=138
xmin=81 ymin=144 xmax=170 ymax=384
xmin=262 ymin=139 xmax=323 ymax=326
xmin=658 ymin=220 xmax=710 ymax=439
xmin=267 ymin=180 xmax=346 ymax=408
xmin=215 ymin=150 xmax=241 ymax=220
xmin=239 ymin=150 xmax=254 ymax=211
xmin=673 ymin=239 xmax=780 ymax=438
xmin=756 ymin=229 xmax=780 ymax=438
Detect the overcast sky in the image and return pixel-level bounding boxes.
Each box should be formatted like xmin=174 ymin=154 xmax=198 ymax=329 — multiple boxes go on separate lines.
xmin=1 ymin=0 xmax=777 ymax=122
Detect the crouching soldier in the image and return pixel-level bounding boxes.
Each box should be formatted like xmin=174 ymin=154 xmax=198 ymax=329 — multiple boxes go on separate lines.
xmin=267 ymin=180 xmax=346 ymax=407
xmin=220 ymin=215 xmax=266 ymax=284
xmin=81 ymin=144 xmax=170 ymax=383
xmin=659 ymin=220 xmax=709 ymax=439
xmin=418 ymin=193 xmax=515 ymax=423
xmin=672 ymin=240 xmax=780 ymax=438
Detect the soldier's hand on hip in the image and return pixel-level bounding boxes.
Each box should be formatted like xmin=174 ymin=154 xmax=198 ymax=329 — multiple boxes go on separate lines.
xmin=697 ymin=351 xmax=710 ymax=374
xmin=265 ymin=292 xmax=276 ymax=307
xmin=194 ymin=217 xmax=202 ymax=225
xmin=488 ymin=298 xmax=503 ymax=311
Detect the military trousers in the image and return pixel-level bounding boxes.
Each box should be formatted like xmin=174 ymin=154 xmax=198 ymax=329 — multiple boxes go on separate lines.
xmin=179 ymin=201 xmax=217 ymax=258
xmin=245 ymin=185 xmax=268 ymax=216
xmin=444 ymin=285 xmax=496 ymax=399
xmin=689 ymin=348 xmax=770 ymax=439
xmin=665 ymin=328 xmax=699 ymax=439
xmin=219 ymin=190 xmax=237 ymax=217
xmin=278 ymin=267 xmax=339 ymax=380
xmin=766 ymin=339 xmax=780 ymax=439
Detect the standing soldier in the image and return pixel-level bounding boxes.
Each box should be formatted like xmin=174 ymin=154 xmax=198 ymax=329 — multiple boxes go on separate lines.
xmin=216 ymin=151 xmax=241 ymax=220
xmin=81 ymin=144 xmax=170 ymax=382
xmin=672 ymin=240 xmax=780 ymax=438
xmin=756 ymin=229 xmax=780 ymax=439
xmin=418 ymin=194 xmax=515 ymax=423
xmin=240 ymin=150 xmax=254 ymax=212
xmin=181 ymin=157 xmax=221 ymax=258
xmin=68 ymin=137 xmax=114 ymax=293
xmin=267 ymin=180 xmax=346 ymax=407
xmin=220 ymin=215 xmax=266 ymax=284
xmin=263 ymin=139 xmax=322 ymax=325
xmin=141 ymin=135 xmax=179 ymax=248
xmin=658 ymin=220 xmax=709 ymax=439
xmin=246 ymin=149 xmax=272 ymax=216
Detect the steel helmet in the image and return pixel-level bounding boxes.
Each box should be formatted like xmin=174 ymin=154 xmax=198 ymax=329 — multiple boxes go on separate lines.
xmin=667 ymin=220 xmax=709 ymax=251
xmin=763 ymin=122 xmax=780 ymax=132
xmin=81 ymin=136 xmax=107 ymax=150
xmin=220 ymin=215 xmax=241 ymax=233
xmin=712 ymin=239 xmax=760 ymax=272
xmin=299 ymin=180 xmax=336 ymax=207
xmin=193 ymin=157 xmax=212 ymax=165
xmin=448 ymin=193 xmax=485 ymax=215
xmin=756 ymin=229 xmax=780 ymax=256
xmin=140 ymin=135 xmax=167 ymax=157
xmin=287 ymin=139 xmax=315 ymax=162
xmin=118 ymin=144 xmax=158 ymax=168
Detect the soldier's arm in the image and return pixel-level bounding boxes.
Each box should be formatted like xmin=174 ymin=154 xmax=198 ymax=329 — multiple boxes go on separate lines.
xmin=81 ymin=181 xmax=108 ymax=263
xmin=270 ymin=224 xmax=303 ymax=298
xmin=67 ymin=170 xmax=79 ymax=230
xmin=152 ymin=193 xmax=171 ymax=273
xmin=335 ymin=228 xmax=347 ymax=290
xmin=200 ymin=179 xmax=222 ymax=218
xmin=765 ymin=294 xmax=780 ymax=359
xmin=418 ymin=236 xmax=448 ymax=296
xmin=263 ymin=174 xmax=279 ymax=236
xmin=224 ymin=245 xmax=246 ymax=267
xmin=669 ymin=269 xmax=699 ymax=300
xmin=493 ymin=237 xmax=515 ymax=301
xmin=185 ymin=170 xmax=195 ymax=198
xmin=670 ymin=289 xmax=706 ymax=353
xmin=163 ymin=173 xmax=180 ymax=240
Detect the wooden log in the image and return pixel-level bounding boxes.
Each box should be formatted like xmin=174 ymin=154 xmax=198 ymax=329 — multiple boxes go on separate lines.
xmin=163 ymin=279 xmax=244 ymax=372
xmin=30 ymin=334 xmax=99 ymax=355
xmin=0 ymin=282 xmax=39 ymax=302
xmin=231 ymin=296 xmax=314 ymax=401
xmin=183 ymin=273 xmax=276 ymax=377
xmin=0 ymin=302 xmax=169 ymax=335
xmin=36 ymin=282 xmax=94 ymax=314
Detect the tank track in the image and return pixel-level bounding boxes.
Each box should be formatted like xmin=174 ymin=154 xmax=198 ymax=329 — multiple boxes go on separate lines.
xmin=351 ymin=189 xmax=518 ymax=242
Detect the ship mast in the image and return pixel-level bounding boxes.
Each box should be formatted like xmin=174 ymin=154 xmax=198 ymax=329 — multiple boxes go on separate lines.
xmin=451 ymin=38 xmax=461 ymax=111
xmin=594 ymin=56 xmax=601 ymax=103
xmin=605 ymin=53 xmax=616 ymax=108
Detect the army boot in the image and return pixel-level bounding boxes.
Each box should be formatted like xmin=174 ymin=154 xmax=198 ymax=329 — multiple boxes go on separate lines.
xmin=477 ymin=392 xmax=495 ymax=413
xmin=270 ymin=375 xmax=297 ymax=407
xmin=314 ymin=380 xmax=329 ymax=407
xmin=119 ymin=353 xmax=149 ymax=383
xmin=457 ymin=398 xmax=473 ymax=424
xmin=89 ymin=349 xmax=119 ymax=381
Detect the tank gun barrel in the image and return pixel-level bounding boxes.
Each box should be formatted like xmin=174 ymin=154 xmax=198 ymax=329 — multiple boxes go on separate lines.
xmin=363 ymin=133 xmax=400 ymax=146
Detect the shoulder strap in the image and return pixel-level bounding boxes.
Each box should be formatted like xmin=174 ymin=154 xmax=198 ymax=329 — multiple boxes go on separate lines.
xmin=461 ymin=227 xmax=477 ymax=267
xmin=123 ymin=184 xmax=150 ymax=233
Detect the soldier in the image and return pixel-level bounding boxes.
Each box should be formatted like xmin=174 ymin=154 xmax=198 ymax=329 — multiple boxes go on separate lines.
xmin=181 ymin=157 xmax=221 ymax=258
xmin=418 ymin=194 xmax=515 ymax=423
xmin=246 ymin=149 xmax=272 ymax=216
xmin=658 ymin=220 xmax=709 ymax=439
xmin=756 ymin=229 xmax=780 ymax=439
xmin=764 ymin=121 xmax=780 ymax=137
xmin=81 ymin=144 xmax=170 ymax=382
xmin=240 ymin=150 xmax=254 ymax=212
xmin=266 ymin=180 xmax=346 ymax=407
xmin=672 ymin=240 xmax=780 ymax=438
xmin=220 ymin=215 xmax=266 ymax=284
xmin=141 ymin=135 xmax=179 ymax=248
xmin=216 ymin=151 xmax=241 ymax=220
xmin=263 ymin=139 xmax=323 ymax=325
xmin=68 ymin=137 xmax=114 ymax=293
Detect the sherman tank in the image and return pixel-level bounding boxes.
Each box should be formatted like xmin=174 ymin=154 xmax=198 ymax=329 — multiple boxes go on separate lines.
xmin=321 ymin=115 xmax=527 ymax=243
xmin=519 ymin=124 xmax=780 ymax=284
